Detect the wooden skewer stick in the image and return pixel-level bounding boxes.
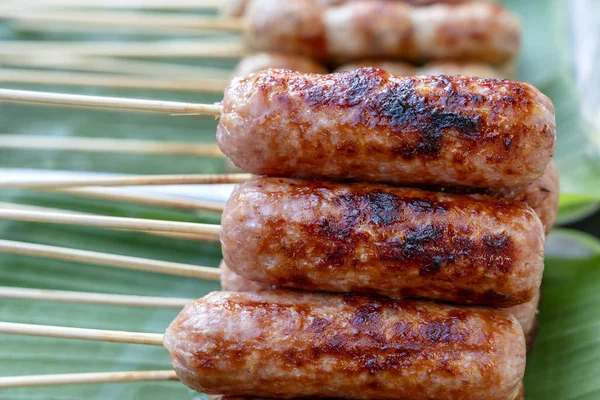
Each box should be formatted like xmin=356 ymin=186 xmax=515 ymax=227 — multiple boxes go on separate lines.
xmin=54 ymin=188 xmax=226 ymax=213
xmin=0 ymin=321 xmax=164 ymax=345
xmin=0 ymin=209 xmax=221 ymax=238
xmin=0 ymin=135 xmax=224 ymax=157
xmin=0 ymin=39 xmax=245 ymax=59
xmin=0 ymin=172 xmax=251 ymax=189
xmin=0 ymin=202 xmax=223 ymax=241
xmin=2 ymin=55 xmax=234 ymax=79
xmin=0 ymin=88 xmax=223 ymax=114
xmin=0 ymin=69 xmax=229 ymax=93
xmin=0 ymin=239 xmax=221 ymax=279
xmin=14 ymin=0 xmax=222 ymax=10
xmin=0 ymin=286 xmax=192 ymax=308
xmin=0 ymin=370 xmax=178 ymax=389
xmin=0 ymin=10 xmax=247 ymax=32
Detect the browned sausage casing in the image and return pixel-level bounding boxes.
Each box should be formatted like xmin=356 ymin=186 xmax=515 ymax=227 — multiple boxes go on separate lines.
xmin=221 ymin=177 xmax=545 ymax=307
xmin=165 ymin=291 xmax=525 ymax=400
xmin=220 ymin=260 xmax=541 ymax=350
xmin=246 ymin=1 xmax=520 ymax=64
xmin=218 ymin=68 xmax=555 ymax=188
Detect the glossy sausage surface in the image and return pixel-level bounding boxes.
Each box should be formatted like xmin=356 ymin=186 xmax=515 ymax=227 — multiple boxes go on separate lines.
xmin=218 ymin=68 xmax=555 ymax=188
xmin=165 ymin=291 xmax=525 ymax=400
xmin=221 ymin=177 xmax=545 ymax=307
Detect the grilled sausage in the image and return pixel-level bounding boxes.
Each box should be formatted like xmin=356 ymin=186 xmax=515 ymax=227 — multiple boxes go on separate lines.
xmin=220 ymin=260 xmax=541 ymax=348
xmin=234 ymin=52 xmax=327 ymax=77
xmin=507 ymin=290 xmax=540 ymax=352
xmin=218 ymin=68 xmax=556 ymax=188
xmin=479 ymin=162 xmax=559 ymax=234
xmin=165 ymin=290 xmax=526 ymax=400
xmin=219 ymin=259 xmax=276 ymax=292
xmin=221 ymin=177 xmax=545 ymax=307
xmin=245 ymin=1 xmax=520 ymax=64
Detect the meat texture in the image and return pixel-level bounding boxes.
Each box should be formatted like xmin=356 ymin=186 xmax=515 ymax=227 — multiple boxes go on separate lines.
xmin=221 ymin=177 xmax=545 ymax=307
xmin=234 ymin=52 xmax=328 ymax=77
xmin=218 ymin=68 xmax=556 ymax=188
xmin=487 ymin=162 xmax=559 ymax=235
xmin=245 ymin=0 xmax=520 ymax=64
xmin=165 ymin=291 xmax=525 ymax=400
xmin=221 ymin=260 xmax=540 ymax=347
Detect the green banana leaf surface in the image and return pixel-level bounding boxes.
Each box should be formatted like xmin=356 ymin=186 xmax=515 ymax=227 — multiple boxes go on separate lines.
xmin=0 ymin=1 xmax=599 ymax=399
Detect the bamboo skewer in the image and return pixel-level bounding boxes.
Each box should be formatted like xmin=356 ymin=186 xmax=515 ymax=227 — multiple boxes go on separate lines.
xmin=0 ymin=321 xmax=164 ymax=345
xmin=0 ymin=10 xmax=247 ymax=33
xmin=0 ymin=69 xmax=229 ymax=93
xmin=0 ymin=239 xmax=221 ymax=279
xmin=0 ymin=201 xmax=223 ymax=239
xmin=55 ymin=188 xmax=226 ymax=213
xmin=2 ymin=55 xmax=233 ymax=79
xmin=0 ymin=370 xmax=179 ymax=389
xmin=0 ymin=286 xmax=192 ymax=308
xmin=0 ymin=209 xmax=221 ymax=237
xmin=0 ymin=135 xmax=224 ymax=157
xmin=0 ymin=39 xmax=245 ymax=58
xmin=0 ymin=172 xmax=251 ymax=189
xmin=0 ymin=88 xmax=223 ymax=114
xmin=14 ymin=0 xmax=223 ymax=10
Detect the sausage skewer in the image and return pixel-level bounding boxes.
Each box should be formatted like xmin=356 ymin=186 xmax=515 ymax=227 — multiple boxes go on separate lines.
xmin=0 ymin=1 xmax=520 ymax=65
xmin=0 ymin=174 xmax=545 ymax=308
xmin=0 ymin=68 xmax=556 ymax=189
xmin=0 ymin=290 xmax=527 ymax=400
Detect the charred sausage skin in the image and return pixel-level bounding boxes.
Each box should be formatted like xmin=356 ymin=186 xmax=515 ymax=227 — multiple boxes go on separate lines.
xmin=218 ymin=68 xmax=555 ymax=188
xmin=221 ymin=177 xmax=545 ymax=307
xmin=165 ymin=291 xmax=525 ymax=400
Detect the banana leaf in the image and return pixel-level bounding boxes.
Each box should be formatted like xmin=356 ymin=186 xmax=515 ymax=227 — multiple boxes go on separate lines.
xmin=0 ymin=1 xmax=599 ymax=399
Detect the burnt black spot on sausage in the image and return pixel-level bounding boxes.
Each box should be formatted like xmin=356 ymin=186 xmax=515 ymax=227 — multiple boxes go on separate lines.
xmin=504 ymin=136 xmax=513 ymax=151
xmin=419 ymin=260 xmax=442 ymax=276
xmin=483 ymin=233 xmax=510 ymax=250
xmin=408 ymin=199 xmax=449 ymax=213
xmin=366 ymin=193 xmax=401 ymax=225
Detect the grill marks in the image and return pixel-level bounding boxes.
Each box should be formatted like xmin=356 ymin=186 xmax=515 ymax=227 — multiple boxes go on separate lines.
xmin=296 ymin=187 xmax=515 ymax=274
xmin=304 ymin=68 xmax=484 ymax=159
xmin=190 ymin=294 xmax=503 ymax=376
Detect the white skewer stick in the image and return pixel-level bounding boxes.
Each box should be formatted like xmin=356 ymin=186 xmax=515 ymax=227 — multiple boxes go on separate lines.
xmin=0 ymin=135 xmax=224 ymax=157
xmin=0 ymin=321 xmax=164 ymax=345
xmin=0 ymin=40 xmax=244 ymax=58
xmin=0 ymin=88 xmax=223 ymax=114
xmin=0 ymin=239 xmax=221 ymax=279
xmin=1 ymin=55 xmax=233 ymax=79
xmin=54 ymin=188 xmax=226 ymax=213
xmin=0 ymin=10 xmax=247 ymax=33
xmin=0 ymin=209 xmax=220 ymax=238
xmin=12 ymin=0 xmax=222 ymax=10
xmin=0 ymin=202 xmax=223 ymax=240
xmin=0 ymin=286 xmax=192 ymax=308
xmin=0 ymin=173 xmax=251 ymax=189
xmin=0 ymin=69 xmax=229 ymax=93
xmin=0 ymin=370 xmax=178 ymax=388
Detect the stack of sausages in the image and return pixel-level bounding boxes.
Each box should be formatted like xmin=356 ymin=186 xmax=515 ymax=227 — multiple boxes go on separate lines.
xmin=162 ymin=66 xmax=557 ymax=399
xmin=226 ymin=0 xmax=520 ymax=76
xmin=160 ymin=1 xmax=557 ymax=398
